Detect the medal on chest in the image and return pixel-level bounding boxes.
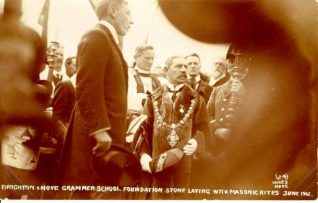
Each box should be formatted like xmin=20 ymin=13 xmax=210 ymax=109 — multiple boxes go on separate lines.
xmin=167 ymin=124 xmax=179 ymax=147
xmin=152 ymin=98 xmax=197 ymax=148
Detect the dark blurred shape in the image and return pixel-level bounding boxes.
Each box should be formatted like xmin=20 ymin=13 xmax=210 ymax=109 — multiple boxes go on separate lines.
xmin=2 ymin=0 xmax=22 ymax=20
xmin=159 ymin=0 xmax=317 ymax=200
xmin=91 ymin=144 xmax=142 ymax=187
xmin=36 ymin=80 xmax=53 ymax=107
xmin=0 ymin=0 xmax=49 ymax=129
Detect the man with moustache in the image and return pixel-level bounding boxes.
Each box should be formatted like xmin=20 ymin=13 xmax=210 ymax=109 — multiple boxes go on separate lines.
xmin=57 ymin=0 xmax=133 ymax=199
xmin=209 ymin=58 xmax=231 ymax=87
xmin=140 ymin=55 xmax=211 ymax=199
xmin=185 ymin=53 xmax=213 ymax=104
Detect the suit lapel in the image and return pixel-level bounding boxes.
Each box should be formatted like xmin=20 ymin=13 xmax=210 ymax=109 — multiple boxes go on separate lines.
xmin=197 ymin=80 xmax=207 ymax=96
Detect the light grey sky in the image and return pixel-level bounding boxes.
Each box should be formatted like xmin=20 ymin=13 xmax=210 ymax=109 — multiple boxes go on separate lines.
xmin=22 ymin=0 xmax=229 ymax=75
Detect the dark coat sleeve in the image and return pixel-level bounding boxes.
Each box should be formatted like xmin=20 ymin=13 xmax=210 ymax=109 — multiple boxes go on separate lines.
xmin=139 ymin=96 xmax=154 ymax=156
xmin=198 ymin=80 xmax=213 ymax=105
xmin=193 ymin=96 xmax=213 ymax=157
xmin=76 ymin=30 xmax=111 ymax=134
xmin=52 ymin=81 xmax=74 ymax=125
xmin=193 ymin=96 xmax=211 ymax=138
xmin=207 ymin=88 xmax=216 ymax=120
xmin=204 ymin=85 xmax=213 ymax=104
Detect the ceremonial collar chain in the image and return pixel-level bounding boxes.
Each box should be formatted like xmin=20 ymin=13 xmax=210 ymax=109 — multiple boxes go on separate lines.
xmin=152 ymin=96 xmax=197 ymax=147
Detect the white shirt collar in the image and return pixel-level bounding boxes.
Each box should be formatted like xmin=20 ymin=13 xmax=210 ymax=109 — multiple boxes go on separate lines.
xmin=166 ymin=82 xmax=184 ymax=92
xmin=188 ymin=74 xmax=201 ymax=83
xmin=70 ymin=73 xmax=77 ymax=88
xmin=98 ymin=20 xmax=119 ymax=44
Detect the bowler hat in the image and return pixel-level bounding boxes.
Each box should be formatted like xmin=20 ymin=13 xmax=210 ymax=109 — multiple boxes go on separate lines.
xmin=91 ymin=144 xmax=141 ymax=187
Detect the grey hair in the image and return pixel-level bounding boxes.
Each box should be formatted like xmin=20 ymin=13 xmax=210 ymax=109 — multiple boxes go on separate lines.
xmin=164 ymin=55 xmax=183 ymax=71
xmin=95 ymin=0 xmax=126 ymax=20
xmin=185 ymin=52 xmax=201 ymax=62
xmin=134 ymin=44 xmax=154 ymax=59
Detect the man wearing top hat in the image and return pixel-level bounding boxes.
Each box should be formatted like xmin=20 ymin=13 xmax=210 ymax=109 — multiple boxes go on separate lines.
xmin=140 ymin=55 xmax=211 ymax=199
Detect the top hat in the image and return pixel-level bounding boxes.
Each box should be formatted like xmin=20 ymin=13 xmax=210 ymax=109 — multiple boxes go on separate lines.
xmin=91 ymin=144 xmax=142 ymax=187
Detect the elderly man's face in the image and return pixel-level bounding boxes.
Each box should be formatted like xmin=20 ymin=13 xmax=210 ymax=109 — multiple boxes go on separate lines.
xmin=135 ymin=49 xmax=154 ymax=71
xmin=186 ymin=55 xmax=201 ymax=77
xmin=113 ymin=2 xmax=133 ymax=36
xmin=166 ymin=57 xmax=187 ymax=85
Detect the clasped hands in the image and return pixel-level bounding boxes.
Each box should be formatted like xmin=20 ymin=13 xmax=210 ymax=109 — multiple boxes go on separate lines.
xmin=140 ymin=138 xmax=198 ymax=173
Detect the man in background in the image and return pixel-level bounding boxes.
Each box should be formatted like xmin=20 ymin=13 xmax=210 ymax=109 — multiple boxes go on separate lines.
xmin=127 ymin=44 xmax=160 ymax=120
xmin=51 ymin=56 xmax=77 ymax=129
xmin=185 ymin=53 xmax=213 ymax=104
xmin=209 ymin=58 xmax=231 ymax=87
xmin=64 ymin=56 xmax=76 ymax=79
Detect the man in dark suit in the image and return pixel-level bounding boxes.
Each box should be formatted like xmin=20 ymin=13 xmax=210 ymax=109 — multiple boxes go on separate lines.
xmin=185 ymin=53 xmax=213 ymax=104
xmin=51 ymin=56 xmax=77 ymax=152
xmin=51 ymin=56 xmax=76 ymax=129
xmin=57 ymin=0 xmax=133 ymax=199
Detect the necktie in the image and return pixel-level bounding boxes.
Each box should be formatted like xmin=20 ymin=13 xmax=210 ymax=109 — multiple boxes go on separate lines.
xmin=171 ymin=91 xmax=177 ymax=103
xmin=168 ymin=86 xmax=183 ymax=103
xmin=190 ymin=76 xmax=196 ymax=90
xmin=55 ymin=73 xmax=62 ymax=81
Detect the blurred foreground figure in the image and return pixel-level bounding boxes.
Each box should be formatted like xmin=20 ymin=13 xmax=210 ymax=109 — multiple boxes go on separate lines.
xmin=0 ymin=0 xmax=47 ymax=128
xmin=159 ymin=0 xmax=316 ymax=200
xmin=0 ymin=0 xmax=51 ymax=199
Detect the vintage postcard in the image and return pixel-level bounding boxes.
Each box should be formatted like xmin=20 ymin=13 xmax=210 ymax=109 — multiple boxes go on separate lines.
xmin=0 ymin=0 xmax=316 ymax=200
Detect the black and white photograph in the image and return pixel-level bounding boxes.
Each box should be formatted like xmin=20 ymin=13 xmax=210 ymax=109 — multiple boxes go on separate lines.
xmin=0 ymin=0 xmax=316 ymax=200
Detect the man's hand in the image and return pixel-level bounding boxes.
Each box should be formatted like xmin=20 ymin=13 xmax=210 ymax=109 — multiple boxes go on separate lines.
xmin=183 ymin=138 xmax=198 ymax=156
xmin=140 ymin=153 xmax=152 ymax=173
xmin=92 ymin=131 xmax=112 ymax=157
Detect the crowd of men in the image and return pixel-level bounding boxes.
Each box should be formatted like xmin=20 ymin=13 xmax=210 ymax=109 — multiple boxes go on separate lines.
xmin=0 ymin=0 xmax=316 ymax=201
